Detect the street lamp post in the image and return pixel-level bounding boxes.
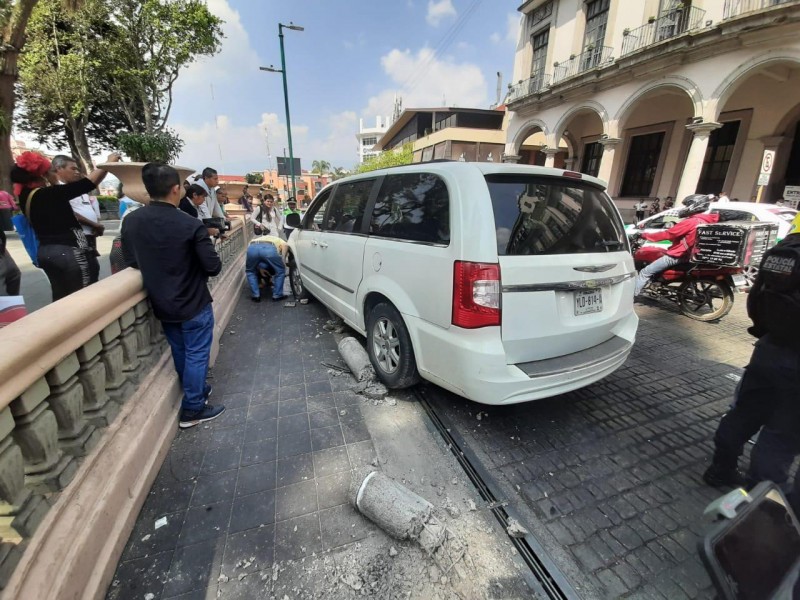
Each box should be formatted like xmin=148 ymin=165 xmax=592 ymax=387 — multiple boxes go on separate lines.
xmin=260 ymin=21 xmax=303 ymax=203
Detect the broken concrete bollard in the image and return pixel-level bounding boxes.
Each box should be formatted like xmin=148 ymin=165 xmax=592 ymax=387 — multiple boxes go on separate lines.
xmin=349 ymin=469 xmax=446 ymax=554
xmin=338 ymin=336 xmax=375 ymax=382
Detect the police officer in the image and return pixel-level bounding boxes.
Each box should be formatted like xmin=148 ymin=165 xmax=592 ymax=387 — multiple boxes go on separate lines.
xmin=704 ymin=214 xmax=800 ymax=517
xmin=283 ymin=197 xmax=301 ymax=239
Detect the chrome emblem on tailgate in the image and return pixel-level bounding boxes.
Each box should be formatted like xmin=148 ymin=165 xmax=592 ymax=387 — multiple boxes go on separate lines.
xmin=573 ymin=264 xmax=616 ymax=273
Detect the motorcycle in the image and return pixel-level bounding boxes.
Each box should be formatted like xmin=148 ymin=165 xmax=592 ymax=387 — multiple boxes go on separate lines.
xmin=630 ymin=233 xmax=747 ymax=322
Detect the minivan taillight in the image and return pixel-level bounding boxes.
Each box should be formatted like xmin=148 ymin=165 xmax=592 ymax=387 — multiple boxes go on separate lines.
xmin=452 ymin=261 xmax=501 ymax=328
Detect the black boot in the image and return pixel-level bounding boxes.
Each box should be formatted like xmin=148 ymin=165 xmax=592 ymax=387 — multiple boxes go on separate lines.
xmin=703 ymin=463 xmax=747 ymax=488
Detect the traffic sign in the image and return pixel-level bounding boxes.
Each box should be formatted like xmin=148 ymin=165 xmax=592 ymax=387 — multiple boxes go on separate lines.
xmin=760 ymin=149 xmax=775 ymax=175
xmin=758 ymin=173 xmax=770 ymax=186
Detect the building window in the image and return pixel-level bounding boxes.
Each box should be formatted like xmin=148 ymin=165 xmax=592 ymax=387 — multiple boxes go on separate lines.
xmin=530 ymin=28 xmax=549 ymax=89
xmin=583 ymin=0 xmax=610 ymax=68
xmin=362 ymin=137 xmax=377 ymax=147
xmin=696 ymin=121 xmax=741 ymax=195
xmin=581 ymin=141 xmax=603 ymax=177
xmin=620 ymin=131 xmax=665 ymax=197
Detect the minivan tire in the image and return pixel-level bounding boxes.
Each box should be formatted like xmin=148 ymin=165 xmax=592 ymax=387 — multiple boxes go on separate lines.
xmin=288 ymin=258 xmax=310 ymax=302
xmin=366 ymin=302 xmax=420 ymax=389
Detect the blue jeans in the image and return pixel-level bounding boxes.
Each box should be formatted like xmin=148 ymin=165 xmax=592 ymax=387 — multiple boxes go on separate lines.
xmin=162 ymin=303 xmax=215 ymax=412
xmin=635 ymin=254 xmax=681 ymax=295
xmin=246 ymin=244 xmax=286 ymax=299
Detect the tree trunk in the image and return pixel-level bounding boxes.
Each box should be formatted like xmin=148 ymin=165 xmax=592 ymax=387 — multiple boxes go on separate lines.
xmin=1 ymin=0 xmax=42 ymax=193
xmin=66 ymin=116 xmax=94 ymax=173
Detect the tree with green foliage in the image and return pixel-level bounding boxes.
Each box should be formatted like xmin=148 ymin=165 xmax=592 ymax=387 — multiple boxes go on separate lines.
xmin=311 ymin=159 xmax=330 ymax=176
xmin=108 ymin=0 xmax=223 ymax=141
xmin=355 ymin=144 xmax=413 ymax=174
xmin=17 ymin=0 xmax=136 ymax=172
xmin=330 ymin=166 xmax=349 ymax=181
xmin=245 ymin=171 xmax=264 ymax=185
xmin=1 ymin=0 xmax=83 ymax=191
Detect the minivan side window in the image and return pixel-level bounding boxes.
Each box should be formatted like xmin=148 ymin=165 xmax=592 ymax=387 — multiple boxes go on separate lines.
xmin=369 ymin=173 xmax=450 ymax=244
xmin=324 ymin=179 xmax=374 ymax=233
xmin=304 ymin=188 xmax=333 ymax=231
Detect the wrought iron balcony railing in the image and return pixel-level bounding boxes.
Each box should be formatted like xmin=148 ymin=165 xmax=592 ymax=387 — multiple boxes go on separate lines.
xmin=506 ymin=72 xmax=552 ymax=104
xmin=723 ymin=0 xmax=799 ymax=19
xmin=621 ymin=6 xmax=707 ymax=57
xmin=552 ymin=45 xmax=614 ymax=84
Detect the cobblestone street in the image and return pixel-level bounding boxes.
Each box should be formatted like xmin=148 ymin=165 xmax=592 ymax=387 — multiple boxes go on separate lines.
xmin=426 ymin=296 xmax=768 ymax=599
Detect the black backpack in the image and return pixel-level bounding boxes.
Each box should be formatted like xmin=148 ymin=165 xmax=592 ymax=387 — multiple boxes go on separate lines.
xmin=750 ymin=235 xmax=800 ymax=345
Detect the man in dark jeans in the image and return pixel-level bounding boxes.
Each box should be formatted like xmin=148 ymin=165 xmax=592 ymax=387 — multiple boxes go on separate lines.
xmin=122 ymin=163 xmax=225 ymax=428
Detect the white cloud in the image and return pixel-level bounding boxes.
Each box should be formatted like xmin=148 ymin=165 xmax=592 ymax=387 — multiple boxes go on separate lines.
xmin=362 ymin=47 xmax=488 ymax=119
xmin=492 ymin=12 xmax=521 ymax=46
xmin=171 ymin=110 xmax=363 ymax=174
xmin=426 ymin=0 xmax=456 ymax=26
xmin=173 ymin=0 xmax=261 ymax=92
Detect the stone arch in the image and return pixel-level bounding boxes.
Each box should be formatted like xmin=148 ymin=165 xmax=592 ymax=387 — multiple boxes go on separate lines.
xmin=553 ymin=101 xmax=609 ymax=143
xmin=509 ymin=118 xmax=551 ymax=155
xmin=712 ymin=49 xmax=800 ymax=121
xmin=613 ymin=76 xmax=703 ymax=131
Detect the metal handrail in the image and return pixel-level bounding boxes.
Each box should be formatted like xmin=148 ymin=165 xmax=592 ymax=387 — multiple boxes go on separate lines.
xmin=506 ymin=72 xmax=552 ymax=103
xmin=552 ymin=45 xmax=614 ymax=84
xmin=723 ymin=0 xmax=799 ymax=19
xmin=621 ymin=6 xmax=707 ymax=56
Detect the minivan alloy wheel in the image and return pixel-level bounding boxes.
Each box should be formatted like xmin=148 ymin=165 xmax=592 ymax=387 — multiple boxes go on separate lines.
xmin=365 ymin=302 xmax=420 ymax=389
xmin=372 ymin=317 xmax=401 ymax=374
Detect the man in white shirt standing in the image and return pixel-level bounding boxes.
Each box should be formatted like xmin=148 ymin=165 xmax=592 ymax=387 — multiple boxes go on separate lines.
xmin=194 ymin=167 xmax=226 ymax=219
xmin=53 ymin=155 xmax=103 ymax=283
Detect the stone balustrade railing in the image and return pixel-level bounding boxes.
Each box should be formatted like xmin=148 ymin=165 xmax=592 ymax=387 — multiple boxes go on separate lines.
xmin=0 ymin=216 xmax=248 ymax=598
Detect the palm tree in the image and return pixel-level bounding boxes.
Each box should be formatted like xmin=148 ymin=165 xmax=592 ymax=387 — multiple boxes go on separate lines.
xmin=330 ymin=166 xmax=348 ymax=181
xmin=1 ymin=0 xmax=82 ymax=191
xmin=311 ymin=159 xmax=331 ymax=176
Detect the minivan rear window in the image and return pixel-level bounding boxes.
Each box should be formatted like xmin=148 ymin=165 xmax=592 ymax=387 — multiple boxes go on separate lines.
xmin=485 ymin=175 xmax=626 ymax=256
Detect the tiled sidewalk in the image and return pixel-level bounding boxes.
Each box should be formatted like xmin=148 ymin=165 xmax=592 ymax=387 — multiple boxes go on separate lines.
xmin=106 ymin=292 xmax=380 ymax=599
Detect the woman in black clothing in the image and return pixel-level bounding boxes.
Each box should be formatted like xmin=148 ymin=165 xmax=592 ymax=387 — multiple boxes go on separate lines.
xmin=11 ymin=151 xmax=120 ymax=301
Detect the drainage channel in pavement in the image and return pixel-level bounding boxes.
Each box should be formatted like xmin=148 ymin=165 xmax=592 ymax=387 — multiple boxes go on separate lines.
xmin=416 ymin=385 xmax=581 ymax=600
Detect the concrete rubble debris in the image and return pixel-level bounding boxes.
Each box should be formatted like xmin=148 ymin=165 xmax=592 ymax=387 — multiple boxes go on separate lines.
xmin=154 ymin=516 xmax=167 ymax=530
xmin=506 ymin=517 xmax=529 ymax=538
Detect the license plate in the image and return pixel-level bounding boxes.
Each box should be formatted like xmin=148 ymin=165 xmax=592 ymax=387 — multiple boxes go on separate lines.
xmin=732 ymin=274 xmax=747 ymax=288
xmin=574 ymin=289 xmax=603 ymax=316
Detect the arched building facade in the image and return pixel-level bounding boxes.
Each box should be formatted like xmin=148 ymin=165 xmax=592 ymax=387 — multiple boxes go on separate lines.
xmin=505 ymin=0 xmax=800 ymax=215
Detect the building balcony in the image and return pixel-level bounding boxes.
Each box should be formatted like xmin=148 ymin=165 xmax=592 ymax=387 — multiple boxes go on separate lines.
xmin=552 ymin=45 xmax=614 ymax=85
xmin=506 ymin=72 xmax=552 ymax=103
xmin=621 ymin=6 xmax=707 ymax=57
xmin=723 ymin=0 xmax=800 ymax=19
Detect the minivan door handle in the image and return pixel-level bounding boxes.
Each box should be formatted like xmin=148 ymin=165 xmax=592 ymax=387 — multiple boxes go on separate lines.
xmin=310 ymin=240 xmax=318 ymax=246
xmin=319 ymin=242 xmax=329 ymax=249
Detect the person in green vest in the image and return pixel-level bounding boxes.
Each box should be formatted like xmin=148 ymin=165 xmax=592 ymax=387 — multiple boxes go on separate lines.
xmin=283 ymin=197 xmax=301 ymax=239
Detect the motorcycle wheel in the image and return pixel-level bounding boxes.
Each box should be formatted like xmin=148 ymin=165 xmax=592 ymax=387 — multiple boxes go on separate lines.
xmin=677 ymin=279 xmax=734 ymax=322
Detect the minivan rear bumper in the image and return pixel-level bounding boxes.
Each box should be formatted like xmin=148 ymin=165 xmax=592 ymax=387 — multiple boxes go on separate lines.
xmin=408 ymin=312 xmax=637 ymax=405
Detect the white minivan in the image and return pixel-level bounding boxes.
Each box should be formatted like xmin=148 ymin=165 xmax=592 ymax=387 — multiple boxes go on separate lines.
xmin=287 ymin=162 xmax=638 ymax=405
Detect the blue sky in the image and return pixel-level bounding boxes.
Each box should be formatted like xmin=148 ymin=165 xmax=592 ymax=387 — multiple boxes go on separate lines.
xmin=168 ymin=0 xmax=521 ymax=175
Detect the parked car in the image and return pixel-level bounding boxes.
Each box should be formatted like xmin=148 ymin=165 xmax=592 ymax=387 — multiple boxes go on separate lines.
xmin=627 ymin=202 xmax=797 ymax=242
xmin=626 ymin=202 xmax=797 ymax=286
xmin=287 ymin=162 xmax=638 ymax=405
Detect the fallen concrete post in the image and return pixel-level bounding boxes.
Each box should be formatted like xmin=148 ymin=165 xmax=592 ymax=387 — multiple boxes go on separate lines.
xmin=338 ymin=336 xmax=375 ymax=382
xmin=350 ymin=469 xmax=448 ymax=555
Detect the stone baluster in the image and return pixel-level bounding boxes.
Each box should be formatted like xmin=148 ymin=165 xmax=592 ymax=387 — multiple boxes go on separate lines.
xmin=76 ymin=335 xmax=118 ymax=427
xmin=10 ymin=378 xmax=76 ymax=493
xmin=45 ymin=354 xmax=100 ymax=456
xmin=99 ymin=320 xmax=131 ymax=405
xmin=133 ymin=300 xmax=152 ymax=359
xmin=118 ymin=308 xmax=141 ymax=376
xmin=0 ymin=406 xmax=50 ymax=587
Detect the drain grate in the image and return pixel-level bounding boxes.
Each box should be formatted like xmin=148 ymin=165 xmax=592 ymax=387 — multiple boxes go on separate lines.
xmin=416 ymin=385 xmax=581 ymax=600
